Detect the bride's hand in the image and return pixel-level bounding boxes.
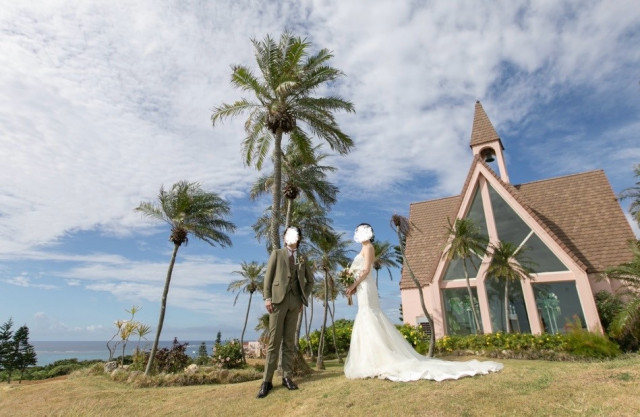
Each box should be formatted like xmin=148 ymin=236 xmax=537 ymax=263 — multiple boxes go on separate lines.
xmin=346 ymin=284 xmax=356 ymax=296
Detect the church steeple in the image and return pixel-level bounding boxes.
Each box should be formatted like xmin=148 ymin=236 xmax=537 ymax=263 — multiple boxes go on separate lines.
xmin=470 ymin=101 xmax=509 ymax=182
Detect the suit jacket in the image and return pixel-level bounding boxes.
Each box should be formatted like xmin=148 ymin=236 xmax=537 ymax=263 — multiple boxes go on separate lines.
xmin=263 ymin=247 xmax=314 ymax=306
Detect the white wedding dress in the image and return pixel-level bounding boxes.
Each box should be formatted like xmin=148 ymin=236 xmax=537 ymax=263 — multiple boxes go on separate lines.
xmin=344 ymin=254 xmax=503 ymax=382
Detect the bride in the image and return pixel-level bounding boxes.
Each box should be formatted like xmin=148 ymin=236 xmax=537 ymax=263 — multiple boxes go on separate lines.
xmin=344 ymin=223 xmax=503 ymax=382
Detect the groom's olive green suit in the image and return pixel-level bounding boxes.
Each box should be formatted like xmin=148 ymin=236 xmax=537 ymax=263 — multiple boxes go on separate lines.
xmin=262 ymin=247 xmax=314 ymax=382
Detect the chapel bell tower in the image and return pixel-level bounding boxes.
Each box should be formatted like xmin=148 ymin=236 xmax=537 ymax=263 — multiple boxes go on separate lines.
xmin=470 ymin=101 xmax=509 ymax=183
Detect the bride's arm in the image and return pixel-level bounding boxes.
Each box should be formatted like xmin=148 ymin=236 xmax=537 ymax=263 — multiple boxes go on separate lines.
xmin=346 ymin=245 xmax=375 ymax=295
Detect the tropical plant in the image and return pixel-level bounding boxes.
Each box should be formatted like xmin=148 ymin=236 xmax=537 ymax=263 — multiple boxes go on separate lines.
xmin=255 ymin=313 xmax=270 ymax=357
xmin=250 ymin=143 xmax=338 ymax=229
xmin=601 ymin=240 xmax=640 ymax=349
xmin=307 ymin=228 xmax=351 ymax=369
xmin=372 ymin=240 xmax=400 ymax=288
xmin=212 ymin=32 xmax=354 ymax=250
xmin=135 ymin=180 xmax=235 ymax=375
xmin=443 ymin=217 xmax=488 ymax=334
xmin=619 ymin=164 xmax=640 ymax=226
xmin=228 ymin=261 xmax=265 ymax=363
xmin=485 ymin=241 xmax=536 ymax=333
xmin=391 ymin=214 xmax=436 ymax=357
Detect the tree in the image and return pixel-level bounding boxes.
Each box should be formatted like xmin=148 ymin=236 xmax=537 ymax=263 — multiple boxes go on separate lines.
xmin=602 ymin=240 xmax=640 ymax=348
xmin=212 ymin=32 xmax=354 ymax=250
xmin=391 ymin=214 xmax=435 ymax=357
xmin=196 ymin=342 xmax=209 ymax=365
xmin=135 ymin=181 xmax=236 ymax=375
xmin=13 ymin=325 xmax=36 ymax=384
xmin=307 ymin=229 xmax=351 ymax=369
xmin=255 ymin=314 xmax=270 ymax=358
xmin=485 ymin=241 xmax=536 ymax=333
xmin=443 ymin=217 xmax=488 ymax=334
xmin=0 ymin=318 xmax=14 ymax=379
xmin=372 ymin=240 xmax=400 ymax=288
xmin=250 ymin=142 xmax=338 ymax=230
xmin=228 ymin=260 xmax=265 ymax=363
xmin=619 ymin=164 xmax=640 ymax=226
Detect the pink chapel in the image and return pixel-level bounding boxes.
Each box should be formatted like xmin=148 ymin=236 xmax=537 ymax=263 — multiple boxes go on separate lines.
xmin=400 ymin=101 xmax=635 ymax=338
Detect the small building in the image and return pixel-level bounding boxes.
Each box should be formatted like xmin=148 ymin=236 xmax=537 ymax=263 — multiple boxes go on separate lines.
xmin=401 ymin=101 xmax=635 ymax=338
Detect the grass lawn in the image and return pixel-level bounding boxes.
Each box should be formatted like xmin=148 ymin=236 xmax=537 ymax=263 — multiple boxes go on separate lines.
xmin=1 ymin=355 xmax=639 ymax=416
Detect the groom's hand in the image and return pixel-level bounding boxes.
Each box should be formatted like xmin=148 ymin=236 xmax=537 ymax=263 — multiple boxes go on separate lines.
xmin=265 ymin=299 xmax=273 ymax=313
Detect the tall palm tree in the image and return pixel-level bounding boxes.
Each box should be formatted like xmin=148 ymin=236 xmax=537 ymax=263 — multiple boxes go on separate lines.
xmin=485 ymin=241 xmax=536 ymax=333
xmin=603 ymin=240 xmax=640 ymax=346
xmin=228 ymin=261 xmax=265 ymax=363
xmin=443 ymin=217 xmax=488 ymax=334
xmin=391 ymin=214 xmax=435 ymax=357
xmin=135 ymin=181 xmax=236 ymax=375
xmin=619 ymin=164 xmax=640 ymax=226
xmin=212 ymin=32 xmax=355 ymax=250
xmin=372 ymin=240 xmax=400 ymax=288
xmin=250 ymin=143 xmax=338 ymax=230
xmin=307 ymin=229 xmax=351 ymax=369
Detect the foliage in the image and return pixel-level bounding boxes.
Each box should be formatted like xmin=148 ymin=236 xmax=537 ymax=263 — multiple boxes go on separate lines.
xmin=435 ymin=327 xmax=621 ymax=360
xmin=619 ymin=163 xmax=640 ymax=226
xmin=299 ymin=319 xmax=353 ymax=356
xmin=134 ymin=338 xmax=191 ymax=374
xmin=212 ymin=339 xmax=244 ymax=369
xmin=212 ymin=32 xmax=355 ymax=250
xmin=135 ymin=180 xmax=235 ymax=375
xmin=595 ymin=290 xmax=639 ymax=351
xmin=107 ymin=306 xmax=150 ymax=364
xmin=195 ymin=342 xmax=210 ymax=365
xmin=0 ymin=359 xmax=102 ymax=382
xmin=397 ymin=324 xmax=430 ymax=355
xmin=0 ymin=319 xmax=37 ymax=383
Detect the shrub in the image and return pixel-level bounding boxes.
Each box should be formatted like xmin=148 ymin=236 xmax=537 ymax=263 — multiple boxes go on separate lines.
xmin=134 ymin=338 xmax=191 ymax=374
xmin=212 ymin=339 xmax=244 ymax=369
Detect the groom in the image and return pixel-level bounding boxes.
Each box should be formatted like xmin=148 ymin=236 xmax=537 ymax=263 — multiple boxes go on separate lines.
xmin=257 ymin=226 xmax=314 ymax=399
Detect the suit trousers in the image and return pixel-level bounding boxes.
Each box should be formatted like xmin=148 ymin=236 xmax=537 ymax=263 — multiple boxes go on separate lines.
xmin=264 ymin=289 xmax=302 ymax=381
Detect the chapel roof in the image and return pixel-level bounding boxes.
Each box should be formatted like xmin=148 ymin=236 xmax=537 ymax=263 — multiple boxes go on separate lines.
xmin=401 ymin=168 xmax=635 ymax=290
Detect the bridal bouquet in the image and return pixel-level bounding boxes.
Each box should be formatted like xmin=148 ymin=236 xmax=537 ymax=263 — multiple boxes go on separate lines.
xmin=338 ymin=265 xmax=357 ymax=305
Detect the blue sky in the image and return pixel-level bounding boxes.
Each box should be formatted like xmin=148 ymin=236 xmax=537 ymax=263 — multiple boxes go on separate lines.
xmin=1 ymin=0 xmax=639 ymax=343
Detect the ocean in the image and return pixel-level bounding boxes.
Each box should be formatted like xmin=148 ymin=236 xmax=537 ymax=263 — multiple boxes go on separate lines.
xmin=32 ymin=340 xmax=215 ymax=366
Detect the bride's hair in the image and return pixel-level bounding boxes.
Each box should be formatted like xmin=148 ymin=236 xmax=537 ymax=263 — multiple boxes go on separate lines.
xmin=354 ymin=223 xmax=375 ymax=243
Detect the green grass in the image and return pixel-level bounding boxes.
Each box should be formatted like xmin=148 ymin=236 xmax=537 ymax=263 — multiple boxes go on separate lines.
xmin=1 ymin=355 xmax=640 ymax=416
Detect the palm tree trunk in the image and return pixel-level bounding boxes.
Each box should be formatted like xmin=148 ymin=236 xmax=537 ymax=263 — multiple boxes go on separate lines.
xmin=394 ymin=227 xmax=435 ymax=357
xmin=305 ymin=298 xmax=314 ymax=358
xmin=316 ymin=271 xmax=329 ymax=369
xmin=329 ymin=299 xmax=342 ymax=363
xmin=504 ymin=279 xmax=511 ymax=333
xmin=285 ymin=198 xmax=293 ymax=230
xmin=145 ymin=243 xmax=180 ymax=375
xmin=240 ymin=292 xmax=253 ymax=364
xmin=462 ymin=260 xmax=482 ymax=334
xmin=270 ymin=129 xmax=283 ymax=250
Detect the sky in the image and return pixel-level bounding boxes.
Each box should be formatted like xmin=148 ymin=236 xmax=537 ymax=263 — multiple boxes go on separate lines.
xmin=1 ymin=0 xmax=639 ymax=344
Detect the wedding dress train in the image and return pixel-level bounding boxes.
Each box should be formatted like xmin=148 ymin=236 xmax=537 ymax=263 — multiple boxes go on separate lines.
xmin=344 ymin=254 xmax=503 ymax=382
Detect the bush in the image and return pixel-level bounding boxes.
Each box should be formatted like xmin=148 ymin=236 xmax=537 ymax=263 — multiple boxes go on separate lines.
xmin=134 ymin=338 xmax=191 ymax=374
xmin=212 ymin=339 xmax=244 ymax=369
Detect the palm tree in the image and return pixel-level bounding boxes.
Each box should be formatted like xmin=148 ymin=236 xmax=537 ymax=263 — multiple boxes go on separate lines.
xmin=602 ymin=240 xmax=640 ymax=346
xmin=485 ymin=241 xmax=536 ymax=333
xmin=250 ymin=142 xmax=338 ymax=230
xmin=228 ymin=261 xmax=265 ymax=363
xmin=372 ymin=240 xmax=400 ymax=288
xmin=443 ymin=217 xmax=488 ymax=334
xmin=135 ymin=181 xmax=236 ymax=375
xmin=307 ymin=229 xmax=351 ymax=369
xmin=391 ymin=214 xmax=435 ymax=357
xmin=212 ymin=32 xmax=354 ymax=250
xmin=255 ymin=313 xmax=270 ymax=358
xmin=619 ymin=164 xmax=640 ymax=226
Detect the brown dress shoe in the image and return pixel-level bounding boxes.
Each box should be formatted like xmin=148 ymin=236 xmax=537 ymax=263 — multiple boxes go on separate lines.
xmin=282 ymin=377 xmax=298 ymax=390
xmin=257 ymin=381 xmax=273 ymax=398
